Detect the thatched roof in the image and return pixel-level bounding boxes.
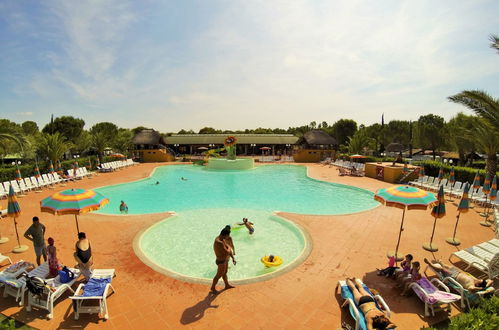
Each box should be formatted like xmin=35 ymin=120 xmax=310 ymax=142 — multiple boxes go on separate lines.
xmin=300 ymin=130 xmax=337 ymax=146
xmin=132 ymin=129 xmax=167 ymax=145
xmin=386 ymin=143 xmax=404 ymax=152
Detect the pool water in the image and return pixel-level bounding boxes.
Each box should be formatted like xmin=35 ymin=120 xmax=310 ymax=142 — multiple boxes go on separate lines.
xmin=139 ymin=209 xmax=307 ymax=282
xmin=96 ymin=165 xmax=378 ymax=215
xmin=96 ymin=164 xmax=379 ymax=282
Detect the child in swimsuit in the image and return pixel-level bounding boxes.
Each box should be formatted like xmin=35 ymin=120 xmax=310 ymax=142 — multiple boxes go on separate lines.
xmin=239 ymin=218 xmax=255 ymax=235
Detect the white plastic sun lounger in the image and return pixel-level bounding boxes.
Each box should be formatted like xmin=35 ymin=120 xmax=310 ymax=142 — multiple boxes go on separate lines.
xmin=70 ymin=269 xmax=116 ymax=320
xmin=26 ymin=267 xmax=81 ymax=319
xmin=449 ymin=251 xmax=499 ymax=279
xmin=3 ymin=262 xmax=49 ymax=306
xmin=0 ymin=253 xmax=12 ymax=266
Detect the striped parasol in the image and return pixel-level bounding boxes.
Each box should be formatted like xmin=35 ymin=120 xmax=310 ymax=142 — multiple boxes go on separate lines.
xmin=447 ymin=183 xmax=470 ymax=246
xmin=490 ymin=175 xmax=497 ymax=201
xmin=14 ymin=165 xmax=22 ymax=182
xmin=57 ymin=160 xmax=63 ymax=175
xmin=482 ymin=172 xmax=491 ymax=195
xmin=34 ymin=165 xmax=41 ymax=179
xmin=403 ymin=162 xmax=408 ymax=175
xmin=375 ymin=185 xmax=437 ymax=261
xmin=424 ymin=185 xmax=446 ymax=252
xmin=437 ymin=168 xmax=444 ymax=184
xmin=48 ymin=161 xmax=55 ymax=174
xmin=470 ymin=172 xmax=481 ymax=206
xmin=481 ymin=175 xmax=497 ymax=227
xmin=419 ymin=167 xmax=425 ymax=177
xmin=7 ymin=185 xmax=28 ymax=252
xmin=87 ymin=158 xmax=92 ymax=170
xmin=40 ymin=188 xmax=109 ymax=233
xmin=448 ymin=167 xmax=456 ymax=200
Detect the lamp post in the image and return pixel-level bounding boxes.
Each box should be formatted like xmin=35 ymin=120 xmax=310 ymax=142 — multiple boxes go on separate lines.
xmin=250 ymin=143 xmax=256 ymax=156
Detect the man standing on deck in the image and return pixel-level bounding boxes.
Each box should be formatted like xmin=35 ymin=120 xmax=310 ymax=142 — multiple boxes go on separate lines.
xmin=211 ymin=225 xmax=236 ymax=293
xmin=24 ymin=216 xmax=47 ymax=265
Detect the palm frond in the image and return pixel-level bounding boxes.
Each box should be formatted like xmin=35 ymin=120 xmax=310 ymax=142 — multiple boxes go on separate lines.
xmin=490 ymin=34 xmax=499 ymax=53
xmin=448 ymin=90 xmax=499 ymax=130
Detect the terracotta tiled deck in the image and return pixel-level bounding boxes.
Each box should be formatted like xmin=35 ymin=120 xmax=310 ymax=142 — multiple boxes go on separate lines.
xmin=0 ymin=162 xmax=496 ymax=329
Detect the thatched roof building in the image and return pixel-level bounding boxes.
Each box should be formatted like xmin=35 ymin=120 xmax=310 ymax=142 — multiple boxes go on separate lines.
xmin=297 ymin=130 xmax=337 ymax=148
xmin=132 ymin=129 xmax=168 ymax=149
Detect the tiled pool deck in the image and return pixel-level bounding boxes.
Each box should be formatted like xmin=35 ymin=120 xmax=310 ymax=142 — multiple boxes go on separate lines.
xmin=0 ymin=162 xmax=496 ymax=329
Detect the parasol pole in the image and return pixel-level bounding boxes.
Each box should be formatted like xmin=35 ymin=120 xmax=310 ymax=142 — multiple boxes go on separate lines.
xmin=428 ymin=216 xmax=438 ymax=248
xmin=75 ymin=214 xmax=80 ymax=234
xmin=394 ymin=208 xmax=406 ymax=263
xmin=451 ymin=212 xmax=461 ymax=242
xmin=13 ymin=217 xmax=21 ymax=247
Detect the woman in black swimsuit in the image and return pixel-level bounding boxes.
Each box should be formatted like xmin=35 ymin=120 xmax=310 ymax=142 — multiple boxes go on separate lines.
xmin=74 ymin=232 xmax=93 ymax=280
xmin=346 ymin=278 xmax=396 ymax=330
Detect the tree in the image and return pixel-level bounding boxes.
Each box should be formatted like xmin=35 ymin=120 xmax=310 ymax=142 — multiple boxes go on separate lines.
xmin=0 ymin=119 xmax=27 ymax=156
xmin=347 ymin=129 xmax=374 ymax=154
xmin=113 ymin=129 xmax=133 ymax=155
xmin=37 ymin=132 xmax=72 ymax=164
xmin=21 ymin=121 xmax=39 ymax=136
xmin=384 ymin=120 xmax=411 ymax=146
xmin=198 ymin=127 xmax=219 ymax=134
xmin=446 ymin=113 xmax=478 ymax=165
xmin=490 ymin=34 xmax=499 ymax=54
xmin=414 ymin=114 xmax=446 ymax=160
xmin=448 ymin=90 xmax=499 ymax=133
xmin=177 ymin=129 xmax=195 ymax=134
xmin=364 ymin=123 xmax=383 ymax=153
xmin=331 ymin=119 xmax=358 ymax=146
xmin=89 ymin=122 xmax=119 ymax=148
xmin=473 ymin=120 xmax=498 ymax=178
xmin=42 ymin=116 xmax=85 ymax=142
xmin=91 ymin=131 xmax=109 ymax=162
xmin=74 ymin=130 xmax=92 ymax=154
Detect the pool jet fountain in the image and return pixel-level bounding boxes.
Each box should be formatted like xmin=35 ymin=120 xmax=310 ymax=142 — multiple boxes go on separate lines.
xmin=206 ymin=136 xmax=254 ymax=170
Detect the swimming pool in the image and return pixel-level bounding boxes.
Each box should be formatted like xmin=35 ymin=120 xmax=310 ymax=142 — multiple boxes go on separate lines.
xmin=96 ymin=165 xmax=378 ymax=215
xmin=99 ymin=164 xmax=378 ymax=283
xmin=135 ymin=208 xmax=310 ymax=284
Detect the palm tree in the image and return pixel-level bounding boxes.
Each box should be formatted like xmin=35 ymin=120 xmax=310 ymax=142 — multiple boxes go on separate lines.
xmin=490 ymin=34 xmax=499 ymax=54
xmin=448 ymin=90 xmax=499 ymax=132
xmin=0 ymin=127 xmax=28 ymax=154
xmin=448 ymin=91 xmax=499 ymax=177
xmin=91 ymin=131 xmax=108 ymax=163
xmin=472 ymin=120 xmax=499 ymax=178
xmin=37 ymin=132 xmax=72 ymax=165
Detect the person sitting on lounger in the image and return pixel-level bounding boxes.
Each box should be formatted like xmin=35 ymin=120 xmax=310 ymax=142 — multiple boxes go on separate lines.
xmin=400 ymin=261 xmax=422 ymax=295
xmin=424 ymin=258 xmax=493 ymax=292
xmin=346 ymin=278 xmax=396 ymax=330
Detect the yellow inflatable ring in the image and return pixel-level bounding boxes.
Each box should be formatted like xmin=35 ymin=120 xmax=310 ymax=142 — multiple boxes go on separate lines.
xmin=261 ymin=256 xmax=283 ymax=267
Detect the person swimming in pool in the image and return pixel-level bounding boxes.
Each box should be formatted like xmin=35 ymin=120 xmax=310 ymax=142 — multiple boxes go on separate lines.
xmin=119 ymin=201 xmax=128 ymax=214
xmin=181 ymin=177 xmax=188 ymax=181
xmin=155 ymin=181 xmax=160 ymax=185
xmin=211 ymin=226 xmax=236 ymax=293
xmin=238 ymin=218 xmax=254 ymax=235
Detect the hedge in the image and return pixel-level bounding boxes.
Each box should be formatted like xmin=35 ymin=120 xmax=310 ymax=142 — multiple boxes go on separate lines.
xmin=423 ymin=296 xmax=499 ymax=330
xmin=0 ymin=156 xmax=117 ymax=183
xmin=415 ymin=160 xmax=499 ymax=185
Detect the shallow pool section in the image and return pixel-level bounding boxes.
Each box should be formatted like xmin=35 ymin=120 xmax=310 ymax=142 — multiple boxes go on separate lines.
xmin=135 ymin=209 xmax=310 ymax=283
xmin=96 ymin=165 xmax=378 ymax=215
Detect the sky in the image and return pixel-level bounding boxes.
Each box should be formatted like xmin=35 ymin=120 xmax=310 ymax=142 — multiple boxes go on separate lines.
xmin=1 ymin=0 xmax=498 ymax=132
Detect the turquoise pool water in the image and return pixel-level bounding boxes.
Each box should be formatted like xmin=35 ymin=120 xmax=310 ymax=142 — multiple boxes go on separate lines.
xmin=96 ymin=165 xmax=378 ymax=215
xmin=138 ymin=209 xmax=307 ymax=282
xmin=98 ymin=164 xmax=378 ymax=282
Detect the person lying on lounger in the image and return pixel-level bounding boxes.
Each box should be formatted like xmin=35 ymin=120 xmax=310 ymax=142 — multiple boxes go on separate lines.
xmin=424 ymin=258 xmax=493 ymax=292
xmin=346 ymin=278 xmax=396 ymax=330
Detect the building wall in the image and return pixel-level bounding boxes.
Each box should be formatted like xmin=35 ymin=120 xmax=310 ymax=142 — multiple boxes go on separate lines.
xmin=293 ymin=149 xmax=335 ymax=163
xmin=135 ymin=149 xmax=175 ymax=162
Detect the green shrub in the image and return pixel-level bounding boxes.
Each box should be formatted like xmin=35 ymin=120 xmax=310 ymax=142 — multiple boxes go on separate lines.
xmin=421 ymin=296 xmax=499 ymax=330
xmin=414 ymin=160 xmax=499 ymax=184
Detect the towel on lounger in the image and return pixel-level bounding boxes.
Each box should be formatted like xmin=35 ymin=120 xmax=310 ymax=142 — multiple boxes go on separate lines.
xmin=413 ymin=278 xmax=460 ymax=304
xmin=82 ymin=277 xmax=112 ymax=297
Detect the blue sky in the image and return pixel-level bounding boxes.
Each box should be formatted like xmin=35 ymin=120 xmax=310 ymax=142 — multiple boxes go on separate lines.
xmin=1 ymin=0 xmax=498 ymax=132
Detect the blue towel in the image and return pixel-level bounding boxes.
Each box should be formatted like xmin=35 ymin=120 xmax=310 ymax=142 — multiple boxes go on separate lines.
xmin=340 ymin=283 xmax=382 ymax=330
xmin=82 ymin=277 xmax=112 ymax=297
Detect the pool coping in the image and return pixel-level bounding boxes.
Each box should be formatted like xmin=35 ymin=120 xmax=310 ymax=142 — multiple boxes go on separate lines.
xmin=132 ymin=210 xmax=313 ymax=285
xmin=94 ymin=163 xmax=380 ymax=217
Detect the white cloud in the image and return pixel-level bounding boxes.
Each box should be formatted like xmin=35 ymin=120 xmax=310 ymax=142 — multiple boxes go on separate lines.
xmin=15 ymin=112 xmax=33 ymax=116
xmin=5 ymin=0 xmax=498 ymax=130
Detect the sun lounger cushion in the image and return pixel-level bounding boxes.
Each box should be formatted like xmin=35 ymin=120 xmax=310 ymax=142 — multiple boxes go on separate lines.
xmin=82 ymin=277 xmax=112 ymax=297
xmin=340 ymin=282 xmax=382 ymax=330
xmin=413 ymin=278 xmax=461 ymax=305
